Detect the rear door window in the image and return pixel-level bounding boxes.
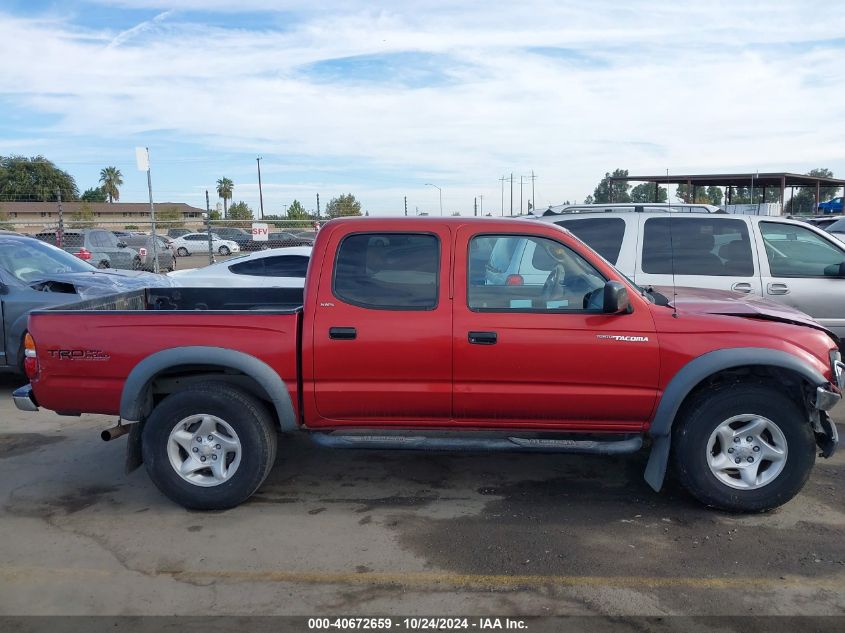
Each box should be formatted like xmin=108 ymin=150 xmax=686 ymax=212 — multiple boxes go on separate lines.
xmin=642 ymin=217 xmax=754 ymax=276
xmin=333 ymin=233 xmax=439 ymax=310
xmin=555 ymin=217 xmax=625 ymax=264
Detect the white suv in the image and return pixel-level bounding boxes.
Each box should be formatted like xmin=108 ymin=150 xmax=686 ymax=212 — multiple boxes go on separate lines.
xmin=523 ymin=211 xmax=845 ymax=341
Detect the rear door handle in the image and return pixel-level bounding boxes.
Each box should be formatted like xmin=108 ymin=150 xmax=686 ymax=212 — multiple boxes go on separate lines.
xmin=468 ymin=331 xmax=497 ymax=345
xmin=329 ymin=327 xmax=357 ymax=340
xmin=731 ymin=282 xmax=752 ymax=293
xmin=767 ymin=283 xmax=790 ymax=295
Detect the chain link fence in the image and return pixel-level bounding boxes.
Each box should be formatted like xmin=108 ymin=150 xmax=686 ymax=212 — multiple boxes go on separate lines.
xmin=8 ymin=216 xmax=328 ymax=273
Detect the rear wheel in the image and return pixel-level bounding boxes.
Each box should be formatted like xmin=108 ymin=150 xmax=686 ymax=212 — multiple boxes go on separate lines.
xmin=131 ymin=256 xmax=143 ymax=270
xmin=218 ymin=245 xmax=231 ymax=256
xmin=671 ymin=385 xmax=815 ymax=512
xmin=177 ymin=247 xmax=189 ymax=257
xmin=142 ymin=383 xmax=277 ymax=510
xmin=97 ymin=260 xmax=110 ymax=269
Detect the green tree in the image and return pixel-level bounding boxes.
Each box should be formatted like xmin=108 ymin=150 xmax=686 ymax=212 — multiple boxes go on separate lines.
xmin=0 ymin=155 xmax=79 ymax=202
xmin=285 ymin=199 xmax=313 ymax=227
xmin=81 ymin=186 xmax=108 ymax=202
xmin=216 ymin=177 xmax=234 ymax=218
xmin=325 ymin=193 xmax=363 ymax=218
xmin=69 ymin=202 xmax=95 ymax=228
xmin=592 ymin=169 xmax=630 ymax=203
xmin=676 ymin=184 xmax=723 ymax=205
xmin=157 ymin=206 xmax=184 ymax=228
xmin=99 ymin=166 xmax=123 ymax=203
xmin=630 ymin=183 xmax=668 ymax=203
xmin=228 ymin=200 xmax=254 ymax=223
xmin=583 ymin=195 xmax=594 ymax=204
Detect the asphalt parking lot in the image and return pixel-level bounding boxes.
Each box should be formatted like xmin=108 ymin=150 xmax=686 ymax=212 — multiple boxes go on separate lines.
xmin=174 ymin=252 xmax=238 ymax=271
xmin=1 ymin=374 xmax=843 ymax=618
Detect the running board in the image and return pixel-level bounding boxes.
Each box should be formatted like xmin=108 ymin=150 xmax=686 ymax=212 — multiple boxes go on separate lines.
xmin=309 ymin=432 xmax=642 ymax=455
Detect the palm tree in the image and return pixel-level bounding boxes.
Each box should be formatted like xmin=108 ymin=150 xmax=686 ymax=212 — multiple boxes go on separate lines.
xmin=216 ymin=177 xmax=234 ymax=218
xmin=99 ymin=166 xmax=123 ymax=203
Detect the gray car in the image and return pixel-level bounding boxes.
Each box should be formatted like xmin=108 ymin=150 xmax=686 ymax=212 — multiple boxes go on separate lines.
xmin=527 ymin=211 xmax=845 ymax=342
xmin=122 ymin=234 xmax=176 ymax=272
xmin=34 ymin=228 xmax=141 ymax=270
xmin=0 ymin=232 xmax=166 ymax=374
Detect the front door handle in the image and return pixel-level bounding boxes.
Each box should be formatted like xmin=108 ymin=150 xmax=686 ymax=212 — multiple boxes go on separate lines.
xmin=329 ymin=327 xmax=357 ymax=340
xmin=468 ymin=331 xmax=497 ymax=345
xmin=731 ymin=282 xmax=752 ymax=293
xmin=767 ymin=283 xmax=790 ymax=295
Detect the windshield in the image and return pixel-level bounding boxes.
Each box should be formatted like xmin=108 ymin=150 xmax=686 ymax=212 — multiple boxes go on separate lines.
xmin=0 ymin=238 xmax=95 ymax=283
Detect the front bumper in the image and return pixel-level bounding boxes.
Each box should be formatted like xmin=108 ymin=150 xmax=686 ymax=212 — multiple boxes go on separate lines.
xmin=815 ymin=385 xmax=841 ymax=411
xmin=12 ymin=384 xmax=39 ymax=412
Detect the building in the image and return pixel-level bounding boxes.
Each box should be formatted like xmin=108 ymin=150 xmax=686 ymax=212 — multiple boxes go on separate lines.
xmin=0 ymin=201 xmax=205 ymax=232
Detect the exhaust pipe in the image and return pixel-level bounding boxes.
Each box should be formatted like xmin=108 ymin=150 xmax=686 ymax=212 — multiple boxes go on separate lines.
xmin=101 ymin=424 xmax=131 ymax=442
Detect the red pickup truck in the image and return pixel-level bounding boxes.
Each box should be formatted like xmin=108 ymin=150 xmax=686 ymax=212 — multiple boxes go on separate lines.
xmin=13 ymin=217 xmax=843 ymax=512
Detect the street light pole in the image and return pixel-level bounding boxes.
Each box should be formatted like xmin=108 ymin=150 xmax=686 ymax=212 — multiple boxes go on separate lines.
xmin=425 ymin=183 xmax=443 ymax=216
xmin=256 ymin=157 xmax=265 ymax=220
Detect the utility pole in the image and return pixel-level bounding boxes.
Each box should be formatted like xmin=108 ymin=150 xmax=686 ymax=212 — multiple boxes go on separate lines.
xmin=256 ymin=157 xmax=265 ymax=220
xmin=509 ymin=173 xmax=514 ymax=217
xmin=530 ymin=170 xmax=537 ymax=214
xmin=404 ymin=196 xmax=408 ymax=216
xmin=205 ymin=189 xmax=214 ymax=265
xmin=520 ymin=175 xmax=526 ymax=215
xmin=316 ymin=193 xmax=321 ymax=219
xmin=474 ymin=197 xmax=477 ymax=217
xmin=499 ymin=176 xmax=505 ymax=217
xmin=55 ymin=188 xmax=64 ymax=248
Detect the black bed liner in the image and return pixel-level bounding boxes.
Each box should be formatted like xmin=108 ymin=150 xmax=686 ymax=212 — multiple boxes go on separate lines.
xmin=38 ymin=287 xmax=305 ymax=313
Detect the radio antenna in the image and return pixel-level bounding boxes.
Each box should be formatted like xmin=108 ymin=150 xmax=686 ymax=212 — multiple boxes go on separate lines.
xmin=668 ymin=168 xmax=678 ymax=318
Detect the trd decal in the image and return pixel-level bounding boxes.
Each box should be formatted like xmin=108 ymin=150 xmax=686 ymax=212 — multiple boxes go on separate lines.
xmin=596 ymin=335 xmax=650 ymax=342
xmin=48 ymin=349 xmax=111 ymax=361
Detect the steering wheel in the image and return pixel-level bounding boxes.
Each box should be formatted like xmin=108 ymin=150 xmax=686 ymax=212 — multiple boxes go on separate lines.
xmin=541 ymin=265 xmax=564 ymax=300
xmin=16 ymin=267 xmax=41 ymax=282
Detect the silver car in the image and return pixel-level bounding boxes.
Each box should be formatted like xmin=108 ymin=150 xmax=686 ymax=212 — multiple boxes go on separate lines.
xmin=525 ymin=211 xmax=845 ymax=341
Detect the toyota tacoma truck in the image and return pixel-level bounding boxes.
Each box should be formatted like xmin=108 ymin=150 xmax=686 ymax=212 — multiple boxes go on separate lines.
xmin=13 ymin=217 xmax=843 ymax=511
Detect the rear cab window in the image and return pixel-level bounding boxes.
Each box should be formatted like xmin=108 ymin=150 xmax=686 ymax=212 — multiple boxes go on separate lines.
xmin=333 ymin=233 xmax=440 ymax=310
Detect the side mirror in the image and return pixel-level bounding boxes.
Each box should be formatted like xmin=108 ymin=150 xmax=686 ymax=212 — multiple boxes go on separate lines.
xmin=603 ymin=280 xmax=630 ymax=314
xmin=823 ymin=261 xmax=845 ymax=278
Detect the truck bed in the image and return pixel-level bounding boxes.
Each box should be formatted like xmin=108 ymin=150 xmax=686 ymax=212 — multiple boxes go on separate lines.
xmin=27 ymin=287 xmax=303 ymax=417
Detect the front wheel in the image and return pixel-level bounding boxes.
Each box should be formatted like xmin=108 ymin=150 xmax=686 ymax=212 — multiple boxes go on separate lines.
xmin=176 ymin=247 xmax=189 ymax=257
xmin=142 ymin=383 xmax=277 ymax=510
xmin=132 ymin=256 xmax=143 ymax=270
xmin=671 ymin=385 xmax=815 ymax=512
xmin=218 ymin=245 xmax=231 ymax=256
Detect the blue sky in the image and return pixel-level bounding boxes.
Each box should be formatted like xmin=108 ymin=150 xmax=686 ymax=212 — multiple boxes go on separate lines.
xmin=1 ymin=1 xmax=844 ymax=215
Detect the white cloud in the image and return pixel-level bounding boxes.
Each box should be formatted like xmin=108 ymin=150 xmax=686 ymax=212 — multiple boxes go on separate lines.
xmin=1 ymin=1 xmax=844 ymax=213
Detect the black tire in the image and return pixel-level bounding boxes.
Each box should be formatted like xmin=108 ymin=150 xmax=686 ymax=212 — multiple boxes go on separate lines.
xmin=218 ymin=245 xmax=231 ymax=256
xmin=671 ymin=384 xmax=815 ymax=512
xmin=142 ymin=382 xmax=277 ymax=510
xmin=97 ymin=260 xmax=110 ymax=269
xmin=132 ymin=257 xmax=143 ymax=270
xmin=177 ymin=247 xmax=189 ymax=257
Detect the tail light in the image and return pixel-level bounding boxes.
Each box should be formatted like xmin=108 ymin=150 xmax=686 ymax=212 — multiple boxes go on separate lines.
xmin=506 ymin=274 xmax=524 ymax=286
xmin=24 ymin=333 xmax=38 ymax=378
xmin=75 ymin=248 xmax=92 ymax=260
xmin=139 ymin=248 xmax=147 ymax=257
